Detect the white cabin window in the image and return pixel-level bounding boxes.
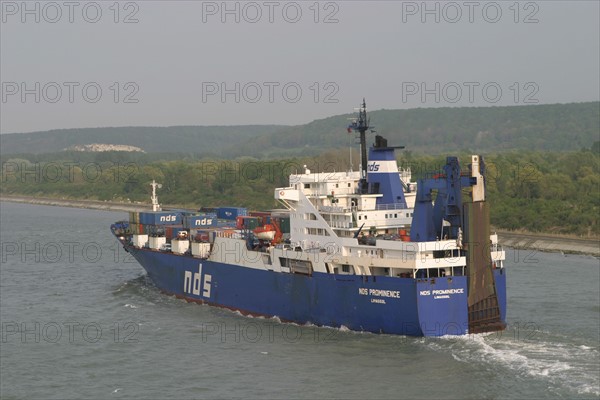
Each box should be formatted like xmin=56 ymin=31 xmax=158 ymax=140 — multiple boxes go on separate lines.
xmin=304 ymin=183 xmax=311 ymax=189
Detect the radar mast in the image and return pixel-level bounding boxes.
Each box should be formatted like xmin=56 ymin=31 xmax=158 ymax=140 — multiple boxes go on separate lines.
xmin=347 ymin=99 xmax=371 ymax=194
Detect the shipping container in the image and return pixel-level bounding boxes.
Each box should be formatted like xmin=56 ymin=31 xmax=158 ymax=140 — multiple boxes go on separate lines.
xmin=132 ymin=234 xmax=148 ymax=248
xmin=149 ymin=236 xmax=166 ymax=250
xmin=184 ymin=215 xmax=217 ymax=229
xmin=250 ymin=211 xmax=272 ymax=225
xmin=191 ymin=229 xmax=219 ymax=243
xmin=171 ymin=239 xmax=190 ymax=255
xmin=236 ymin=216 xmax=259 ymax=230
xmin=145 ymin=225 xmax=163 ymax=236
xmin=277 ymin=217 xmax=291 ymax=234
xmin=216 ymin=219 xmax=237 ymax=228
xmin=129 ymin=223 xmax=145 ymax=235
xmin=139 ymin=211 xmax=182 ymax=226
xmin=129 ymin=211 xmax=140 ymax=224
xmin=191 ymin=242 xmax=211 ymax=258
xmin=217 ymin=207 xmax=248 ymax=220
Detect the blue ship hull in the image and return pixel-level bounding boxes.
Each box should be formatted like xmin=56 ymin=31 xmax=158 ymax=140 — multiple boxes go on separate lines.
xmin=125 ymin=244 xmax=507 ymax=337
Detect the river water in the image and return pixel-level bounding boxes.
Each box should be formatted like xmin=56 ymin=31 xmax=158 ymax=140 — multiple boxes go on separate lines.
xmin=1 ymin=202 xmax=598 ymax=399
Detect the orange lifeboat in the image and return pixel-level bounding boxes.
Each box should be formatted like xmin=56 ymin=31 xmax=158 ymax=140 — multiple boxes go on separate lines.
xmin=253 ymin=224 xmax=277 ymax=241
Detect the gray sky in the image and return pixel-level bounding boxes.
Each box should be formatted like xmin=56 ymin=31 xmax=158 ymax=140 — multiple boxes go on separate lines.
xmin=1 ymin=0 xmax=599 ymax=133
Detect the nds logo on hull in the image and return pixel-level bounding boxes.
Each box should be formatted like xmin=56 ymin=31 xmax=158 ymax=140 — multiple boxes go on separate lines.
xmin=183 ymin=264 xmax=212 ymax=298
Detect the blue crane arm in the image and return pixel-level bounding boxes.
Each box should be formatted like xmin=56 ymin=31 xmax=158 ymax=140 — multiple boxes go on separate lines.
xmin=410 ymin=156 xmax=481 ymax=242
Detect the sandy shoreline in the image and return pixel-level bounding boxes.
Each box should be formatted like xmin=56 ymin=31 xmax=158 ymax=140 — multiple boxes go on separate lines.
xmin=1 ymin=194 xmax=598 ymax=256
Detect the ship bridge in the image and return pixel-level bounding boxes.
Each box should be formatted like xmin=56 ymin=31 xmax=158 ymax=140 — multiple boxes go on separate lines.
xmin=279 ymin=165 xmax=415 ymax=240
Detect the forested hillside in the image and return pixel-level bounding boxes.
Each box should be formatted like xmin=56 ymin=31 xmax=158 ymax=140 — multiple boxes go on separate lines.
xmin=0 ymin=125 xmax=286 ymax=156
xmin=2 ymin=102 xmax=598 ymax=156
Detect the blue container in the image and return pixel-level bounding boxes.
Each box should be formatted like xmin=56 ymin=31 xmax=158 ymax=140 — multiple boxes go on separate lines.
xmin=217 ymin=207 xmax=248 ymax=220
xmin=184 ymin=215 xmax=217 ymax=229
xmin=217 ymin=219 xmax=237 ymax=228
xmin=139 ymin=211 xmax=182 ymax=226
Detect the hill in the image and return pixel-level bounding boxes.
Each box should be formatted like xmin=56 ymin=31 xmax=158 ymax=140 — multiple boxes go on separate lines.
xmin=0 ymin=125 xmax=287 ymax=156
xmin=1 ymin=102 xmax=598 ymax=157
xmin=223 ymin=102 xmax=600 ymax=157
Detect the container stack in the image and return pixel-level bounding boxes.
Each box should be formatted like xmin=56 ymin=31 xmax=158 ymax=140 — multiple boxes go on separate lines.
xmin=217 ymin=207 xmax=248 ymax=220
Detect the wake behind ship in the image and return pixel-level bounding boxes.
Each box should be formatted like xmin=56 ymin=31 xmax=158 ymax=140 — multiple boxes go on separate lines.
xmin=111 ymin=100 xmax=507 ymax=337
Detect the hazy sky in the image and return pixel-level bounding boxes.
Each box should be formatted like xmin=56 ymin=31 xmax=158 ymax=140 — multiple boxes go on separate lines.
xmin=1 ymin=0 xmax=599 ymax=133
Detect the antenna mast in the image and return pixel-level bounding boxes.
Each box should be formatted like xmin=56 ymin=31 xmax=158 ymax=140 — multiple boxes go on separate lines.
xmin=347 ymin=99 xmax=370 ymax=194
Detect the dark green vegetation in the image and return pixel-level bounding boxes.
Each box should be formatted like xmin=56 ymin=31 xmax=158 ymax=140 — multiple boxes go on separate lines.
xmin=2 ymin=102 xmax=598 ymax=235
xmin=0 ymin=125 xmax=285 ymax=157
xmin=2 ymin=102 xmax=598 ymax=157
xmin=1 ymin=148 xmax=598 ymax=237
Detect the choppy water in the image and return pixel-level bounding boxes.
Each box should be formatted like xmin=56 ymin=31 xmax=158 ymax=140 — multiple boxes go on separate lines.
xmin=1 ymin=202 xmax=598 ymax=399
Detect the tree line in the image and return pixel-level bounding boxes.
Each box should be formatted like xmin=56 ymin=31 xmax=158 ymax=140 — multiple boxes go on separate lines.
xmin=1 ymin=148 xmax=598 ymax=236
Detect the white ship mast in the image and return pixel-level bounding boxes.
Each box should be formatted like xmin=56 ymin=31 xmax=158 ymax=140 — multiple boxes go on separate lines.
xmin=150 ymin=180 xmax=162 ymax=212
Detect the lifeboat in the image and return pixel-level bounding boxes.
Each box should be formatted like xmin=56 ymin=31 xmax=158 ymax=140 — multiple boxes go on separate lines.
xmin=253 ymin=224 xmax=277 ymax=240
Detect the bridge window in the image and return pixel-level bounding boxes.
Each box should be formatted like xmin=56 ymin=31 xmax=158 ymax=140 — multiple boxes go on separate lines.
xmin=304 ymin=183 xmax=311 ymax=189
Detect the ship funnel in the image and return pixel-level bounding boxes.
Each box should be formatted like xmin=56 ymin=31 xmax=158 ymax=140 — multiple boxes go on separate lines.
xmin=367 ymin=135 xmax=407 ymax=208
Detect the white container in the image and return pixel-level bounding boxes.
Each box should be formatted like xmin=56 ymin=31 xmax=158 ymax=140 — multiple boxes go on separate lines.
xmin=191 ymin=242 xmax=211 ymax=258
xmin=133 ymin=234 xmax=148 ymax=248
xmin=172 ymin=239 xmax=190 ymax=255
xmin=149 ymin=236 xmax=166 ymax=250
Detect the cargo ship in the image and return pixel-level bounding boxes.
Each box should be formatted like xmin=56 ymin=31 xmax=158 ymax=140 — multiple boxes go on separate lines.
xmin=111 ymin=100 xmax=507 ymax=336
